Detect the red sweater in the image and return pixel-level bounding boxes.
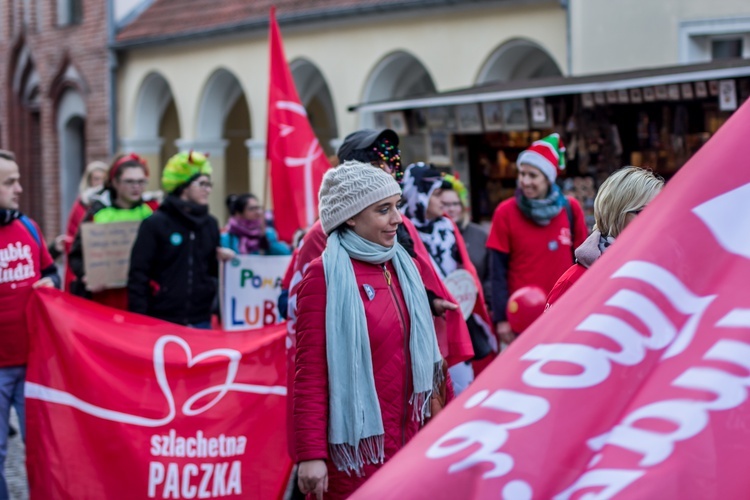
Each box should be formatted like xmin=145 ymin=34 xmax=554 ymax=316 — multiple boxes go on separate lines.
xmin=0 ymin=218 xmax=54 ymax=367
xmin=487 ymin=197 xmax=587 ymax=296
xmin=294 ymin=257 xmax=429 ymax=499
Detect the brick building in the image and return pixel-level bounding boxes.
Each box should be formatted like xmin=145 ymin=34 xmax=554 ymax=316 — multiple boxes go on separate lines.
xmin=0 ymin=0 xmax=112 ymax=237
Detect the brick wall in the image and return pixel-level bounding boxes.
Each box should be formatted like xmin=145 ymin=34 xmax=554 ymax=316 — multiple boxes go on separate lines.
xmin=0 ymin=0 xmax=111 ymax=238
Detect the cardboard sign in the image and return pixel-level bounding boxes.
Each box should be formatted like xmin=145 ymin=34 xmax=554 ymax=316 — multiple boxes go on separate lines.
xmin=80 ymin=221 xmax=141 ymax=290
xmin=444 ymin=269 xmax=478 ymax=320
xmin=221 ymin=255 xmax=292 ymax=331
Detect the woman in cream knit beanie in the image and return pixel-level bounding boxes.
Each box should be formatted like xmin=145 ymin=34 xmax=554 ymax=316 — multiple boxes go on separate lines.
xmin=318 ymin=160 xmax=402 ymax=235
xmin=294 ymin=160 xmax=444 ymax=498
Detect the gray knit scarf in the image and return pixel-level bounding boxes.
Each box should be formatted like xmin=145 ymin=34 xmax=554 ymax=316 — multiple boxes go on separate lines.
xmin=322 ymin=229 xmax=442 ymax=476
xmin=515 ymin=184 xmax=565 ymax=226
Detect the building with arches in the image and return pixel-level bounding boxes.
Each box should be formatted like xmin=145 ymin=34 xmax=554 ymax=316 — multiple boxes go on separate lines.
xmin=4 ymin=0 xmax=750 ymax=235
xmin=0 ymin=0 xmax=114 ymax=236
xmin=113 ymin=0 xmax=567 ymax=221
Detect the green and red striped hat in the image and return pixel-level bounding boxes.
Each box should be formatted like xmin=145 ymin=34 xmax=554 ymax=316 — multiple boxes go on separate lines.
xmin=516 ymin=133 xmax=566 ymax=183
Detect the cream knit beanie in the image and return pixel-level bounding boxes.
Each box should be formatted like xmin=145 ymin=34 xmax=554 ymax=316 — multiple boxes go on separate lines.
xmin=318 ymin=160 xmax=402 ymax=234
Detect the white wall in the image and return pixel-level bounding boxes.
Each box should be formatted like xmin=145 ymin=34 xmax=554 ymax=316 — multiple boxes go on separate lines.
xmin=117 ymin=2 xmax=567 ymax=144
xmin=571 ymin=0 xmax=750 ymax=74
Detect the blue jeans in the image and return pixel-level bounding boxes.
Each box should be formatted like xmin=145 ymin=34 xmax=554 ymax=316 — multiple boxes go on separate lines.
xmin=0 ymin=366 xmax=26 ymax=500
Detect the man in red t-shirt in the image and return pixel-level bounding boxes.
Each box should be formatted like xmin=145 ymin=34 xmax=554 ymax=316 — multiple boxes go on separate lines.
xmin=486 ymin=134 xmax=587 ymax=346
xmin=0 ymin=149 xmax=58 ymax=498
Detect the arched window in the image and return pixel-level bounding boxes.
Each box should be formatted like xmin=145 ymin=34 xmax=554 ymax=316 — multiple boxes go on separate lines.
xmin=57 ymin=0 xmax=83 ymax=26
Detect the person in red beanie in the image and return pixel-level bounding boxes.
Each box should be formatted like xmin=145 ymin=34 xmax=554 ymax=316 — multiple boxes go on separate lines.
xmin=68 ymin=153 xmax=154 ymax=310
xmin=487 ymin=133 xmax=587 ymax=347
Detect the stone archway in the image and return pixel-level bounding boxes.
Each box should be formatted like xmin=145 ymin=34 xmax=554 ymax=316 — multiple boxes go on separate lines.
xmin=123 ymin=72 xmax=180 ymax=190
xmin=360 ymin=51 xmax=436 ymax=129
xmin=194 ymin=68 xmax=251 ymax=219
xmin=56 ymin=88 xmax=86 ymax=228
xmin=8 ymin=41 xmax=44 ymax=223
xmin=476 ymin=38 xmax=562 ymax=84
xmin=290 ymin=58 xmax=338 ymax=155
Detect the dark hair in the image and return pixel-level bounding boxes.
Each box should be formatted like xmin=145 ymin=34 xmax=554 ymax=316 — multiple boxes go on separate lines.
xmin=342 ymin=148 xmax=381 ymax=165
xmin=0 ymin=149 xmax=16 ymax=161
xmin=108 ymin=153 xmax=148 ymax=185
xmin=226 ymin=193 xmax=259 ymax=215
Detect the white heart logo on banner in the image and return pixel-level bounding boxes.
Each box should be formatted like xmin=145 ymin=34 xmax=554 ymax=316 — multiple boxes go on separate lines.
xmin=25 ymin=335 xmax=286 ymax=427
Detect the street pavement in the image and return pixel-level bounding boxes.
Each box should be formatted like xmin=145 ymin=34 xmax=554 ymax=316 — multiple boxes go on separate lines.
xmin=6 ymin=409 xmax=28 ymax=500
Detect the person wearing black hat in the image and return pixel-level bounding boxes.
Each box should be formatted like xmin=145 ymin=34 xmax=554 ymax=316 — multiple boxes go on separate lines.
xmin=335 ymin=128 xmax=403 ymax=180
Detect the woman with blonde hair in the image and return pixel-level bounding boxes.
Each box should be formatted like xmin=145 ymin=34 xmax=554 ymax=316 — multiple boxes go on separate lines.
xmin=57 ymin=161 xmax=108 ymax=291
xmin=546 ymin=166 xmax=664 ymax=306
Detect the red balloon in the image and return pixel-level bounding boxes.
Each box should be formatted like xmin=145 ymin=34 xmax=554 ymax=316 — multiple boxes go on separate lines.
xmin=506 ymin=286 xmax=547 ymax=334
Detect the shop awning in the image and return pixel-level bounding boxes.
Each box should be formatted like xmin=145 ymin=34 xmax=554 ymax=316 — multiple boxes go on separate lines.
xmin=349 ymin=58 xmax=750 ymax=113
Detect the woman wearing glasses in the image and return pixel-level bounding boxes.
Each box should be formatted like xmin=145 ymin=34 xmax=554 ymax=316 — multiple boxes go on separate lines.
xmin=221 ymin=193 xmax=290 ymax=255
xmin=546 ymin=166 xmax=664 ymax=307
xmin=68 ymin=153 xmax=154 ymax=309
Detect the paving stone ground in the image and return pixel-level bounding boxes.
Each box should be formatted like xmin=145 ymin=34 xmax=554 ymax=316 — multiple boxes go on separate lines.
xmin=5 ymin=409 xmax=28 ymax=500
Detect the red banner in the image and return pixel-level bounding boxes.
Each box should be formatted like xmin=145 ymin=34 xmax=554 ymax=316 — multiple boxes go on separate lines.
xmin=355 ymin=100 xmax=750 ymax=498
xmin=266 ymin=6 xmax=331 ymax=242
xmin=24 ymin=290 xmax=292 ymax=499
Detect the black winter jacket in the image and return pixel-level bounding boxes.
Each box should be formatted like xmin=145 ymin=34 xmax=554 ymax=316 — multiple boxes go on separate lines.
xmin=127 ymin=196 xmax=220 ymax=325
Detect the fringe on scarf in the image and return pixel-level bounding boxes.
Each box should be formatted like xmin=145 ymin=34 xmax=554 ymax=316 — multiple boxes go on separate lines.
xmin=410 ymin=360 xmax=445 ymax=424
xmin=329 ymin=435 xmax=385 ymax=477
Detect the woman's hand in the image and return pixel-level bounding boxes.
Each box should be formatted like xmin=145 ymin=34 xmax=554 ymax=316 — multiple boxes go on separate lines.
xmin=432 ymin=298 xmax=459 ymax=316
xmin=53 ymin=234 xmax=71 ymax=253
xmin=33 ymin=277 xmax=55 ymax=289
xmin=216 ymin=247 xmax=236 ymax=262
xmin=496 ymin=321 xmax=516 ymax=345
xmin=297 ymin=460 xmax=328 ymax=499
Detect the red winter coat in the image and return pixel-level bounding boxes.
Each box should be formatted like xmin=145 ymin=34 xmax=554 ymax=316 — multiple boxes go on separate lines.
xmin=63 ymin=197 xmax=88 ymax=292
xmin=294 ymin=257 xmax=426 ymax=499
xmin=284 ymin=219 xmax=469 ymax=462
xmin=545 ymin=262 xmax=587 ymax=308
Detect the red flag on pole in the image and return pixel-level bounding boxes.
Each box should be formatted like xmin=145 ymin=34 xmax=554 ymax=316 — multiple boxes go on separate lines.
xmin=353 ymin=98 xmax=750 ymax=499
xmin=266 ymin=6 xmax=330 ymax=242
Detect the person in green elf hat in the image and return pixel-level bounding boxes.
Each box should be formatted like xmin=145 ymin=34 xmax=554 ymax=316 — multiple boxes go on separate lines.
xmin=486 ymin=133 xmax=588 ymax=346
xmin=127 ymin=151 xmax=234 ymax=328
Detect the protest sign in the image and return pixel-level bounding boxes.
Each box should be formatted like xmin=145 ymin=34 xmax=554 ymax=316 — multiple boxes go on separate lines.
xmin=444 ymin=269 xmax=478 ymax=320
xmin=25 ymin=289 xmax=293 ymax=499
xmin=80 ymin=221 xmax=141 ymax=290
xmin=221 ymin=255 xmax=291 ymax=331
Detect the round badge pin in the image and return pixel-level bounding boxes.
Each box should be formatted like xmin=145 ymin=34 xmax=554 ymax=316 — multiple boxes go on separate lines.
xmin=548 ymin=240 xmax=559 ymax=251
xmin=170 ymin=232 xmax=183 ymax=246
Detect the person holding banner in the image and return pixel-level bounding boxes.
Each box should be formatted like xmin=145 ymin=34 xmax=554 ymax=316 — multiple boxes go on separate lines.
xmin=294 ymin=161 xmax=447 ymax=499
xmin=487 ymin=133 xmax=587 ymax=346
xmin=401 ymin=162 xmax=494 ymax=394
xmin=546 ymin=166 xmax=663 ymax=306
xmin=0 ymin=149 xmax=58 ymax=499
xmin=128 ymin=151 xmax=233 ymax=328
xmin=221 ymin=193 xmax=290 ymax=255
xmin=68 ymin=153 xmax=154 ymax=309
